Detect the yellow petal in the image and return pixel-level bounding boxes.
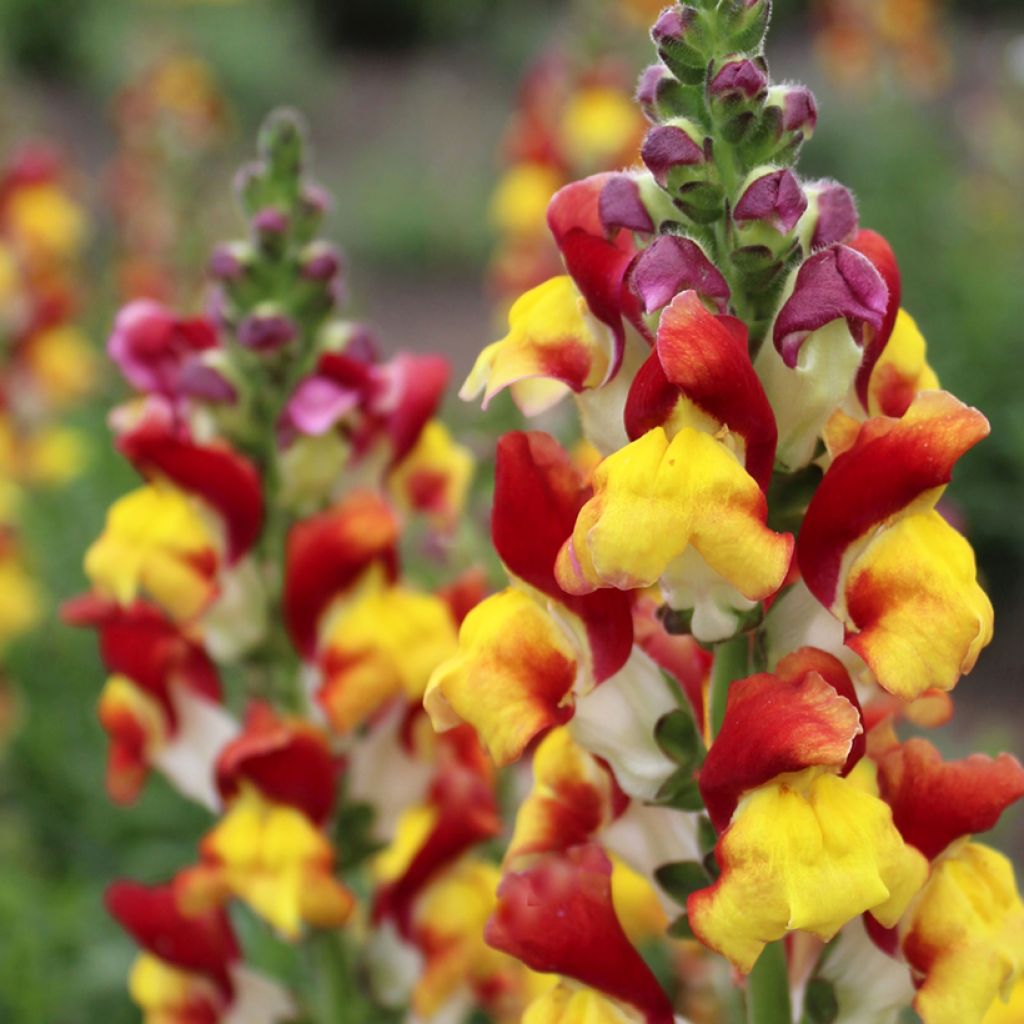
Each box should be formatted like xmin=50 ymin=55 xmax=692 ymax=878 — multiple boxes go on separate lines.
xmin=689 ymin=769 xmax=928 ymax=973
xmin=460 ymin=276 xmax=613 ymax=414
xmin=320 ymin=584 xmax=458 ymax=733
xmin=524 ymin=982 xmax=645 ymax=1024
xmin=556 ymin=427 xmax=792 ymax=603
xmin=85 ymin=483 xmax=220 ymax=622
xmin=907 ymin=843 xmax=1024 ymax=1024
xmin=424 ymin=588 xmax=578 ymax=765
xmin=844 ymin=510 xmax=993 ymax=699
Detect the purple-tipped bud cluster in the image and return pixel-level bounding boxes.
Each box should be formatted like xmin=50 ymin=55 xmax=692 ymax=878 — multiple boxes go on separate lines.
xmin=252 ymin=207 xmax=290 ymax=238
xmin=208 ymin=243 xmax=250 ymax=283
xmin=300 ymin=242 xmax=344 ymax=283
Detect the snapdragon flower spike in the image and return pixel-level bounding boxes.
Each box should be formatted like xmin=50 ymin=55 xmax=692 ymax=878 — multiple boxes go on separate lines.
xmin=106 ymin=878 xmax=293 ymax=1024
xmin=688 ymin=648 xmax=928 ymax=973
xmin=797 ymin=390 xmax=992 ymax=699
xmin=556 ymin=291 xmax=792 ymax=641
xmin=184 ymin=702 xmax=354 ymax=940
xmin=425 ymin=430 xmax=633 ymax=765
xmin=487 ymin=843 xmax=675 ymax=1024
xmin=62 ymin=595 xmax=234 ymax=808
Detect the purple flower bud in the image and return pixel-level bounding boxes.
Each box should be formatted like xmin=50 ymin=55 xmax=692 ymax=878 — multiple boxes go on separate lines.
xmin=773 ymin=85 xmax=818 ymax=136
xmin=651 ymin=6 xmax=696 ymax=44
xmin=300 ymin=242 xmax=344 ymax=282
xmin=252 ymin=206 xmax=289 ymax=236
xmin=641 ymin=124 xmax=708 ymax=187
xmin=208 ymin=244 xmax=247 ymax=283
xmin=709 ymin=58 xmax=768 ymax=100
xmin=636 ymin=64 xmax=671 ymax=120
xmin=807 ymin=182 xmax=859 ymax=249
xmin=630 ymin=235 xmax=731 ymax=314
xmin=599 ymin=175 xmax=655 ymax=235
xmin=301 ymin=183 xmax=332 ymax=217
xmin=773 ymin=245 xmax=888 ymax=367
xmin=178 ymin=359 xmax=238 ymax=403
xmin=734 ymin=169 xmax=808 ymax=235
xmin=237 ymin=311 xmax=298 ymax=352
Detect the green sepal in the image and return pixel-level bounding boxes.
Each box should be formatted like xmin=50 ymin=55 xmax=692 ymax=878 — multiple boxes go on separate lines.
xmin=654 ymin=706 xmax=705 ymax=771
xmin=719 ymin=0 xmax=772 ymax=54
xmin=655 ymin=860 xmax=711 ymax=907
xmin=800 ymin=978 xmax=839 ymax=1024
xmin=674 ymin=180 xmax=725 ymax=224
xmin=668 ymin=914 xmax=696 ymax=939
xmin=653 ymin=771 xmax=705 ymax=810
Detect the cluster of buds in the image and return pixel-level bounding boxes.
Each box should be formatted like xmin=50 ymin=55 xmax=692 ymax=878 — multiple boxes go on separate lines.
xmin=0 ymin=144 xmax=95 ymax=724
xmin=446 ymin=2 xmax=1023 ymax=1021
xmin=814 ymin=0 xmax=952 ymax=97
xmin=489 ymin=43 xmax=646 ymax=308
xmin=65 ymin=111 xmax=513 ymax=1022
xmin=108 ymin=49 xmax=231 ymax=303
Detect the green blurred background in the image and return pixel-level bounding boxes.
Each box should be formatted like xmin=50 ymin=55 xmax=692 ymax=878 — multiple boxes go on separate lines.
xmin=0 ymin=0 xmax=1021 ymax=1020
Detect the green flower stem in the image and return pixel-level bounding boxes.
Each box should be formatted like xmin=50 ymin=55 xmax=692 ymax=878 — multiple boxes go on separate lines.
xmin=746 ymin=941 xmax=792 ymax=1024
xmin=709 ymin=632 xmax=750 ymax=739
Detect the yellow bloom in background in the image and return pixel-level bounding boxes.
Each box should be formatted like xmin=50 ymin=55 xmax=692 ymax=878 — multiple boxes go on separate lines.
xmin=5 ymin=183 xmax=86 ymax=264
xmin=490 ymin=163 xmax=565 ymax=239
xmin=561 ymin=87 xmax=644 ymax=170
xmin=25 ymin=324 xmax=99 ymax=409
xmin=0 ymin=551 xmax=42 ymax=651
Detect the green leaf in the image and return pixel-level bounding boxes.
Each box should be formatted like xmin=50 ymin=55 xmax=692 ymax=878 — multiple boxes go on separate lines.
xmin=655 ymin=860 xmax=711 ymax=907
xmin=668 ymin=913 xmax=696 ymax=939
xmin=654 ymin=707 xmax=705 ymax=770
xmin=654 ymin=771 xmax=705 ymax=810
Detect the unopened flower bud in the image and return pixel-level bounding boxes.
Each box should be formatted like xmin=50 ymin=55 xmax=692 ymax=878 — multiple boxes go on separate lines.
xmin=252 ymin=206 xmax=290 ymax=238
xmin=734 ymin=167 xmax=807 ymax=236
xmin=641 ymin=120 xmax=709 ymax=188
xmin=629 ymin=235 xmax=730 ymax=314
xmin=800 ymin=180 xmax=859 ymax=250
xmin=208 ymin=243 xmax=250 ymax=283
xmin=178 ymin=355 xmax=238 ymax=404
xmin=767 ymin=84 xmax=818 ymax=138
xmin=652 ymin=6 xmax=713 ymax=85
xmin=636 ymin=64 xmax=672 ymax=121
xmin=709 ymin=57 xmax=769 ymax=101
xmin=234 ymin=161 xmax=269 ymax=215
xmin=718 ymin=0 xmax=771 ymax=53
xmin=258 ymin=107 xmax=306 ymax=180
xmin=300 ymin=242 xmax=344 ymax=283
xmin=237 ymin=309 xmax=298 ymax=352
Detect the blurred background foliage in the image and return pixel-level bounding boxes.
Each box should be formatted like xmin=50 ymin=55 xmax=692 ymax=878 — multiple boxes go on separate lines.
xmin=0 ymin=0 xmax=1021 ymax=1021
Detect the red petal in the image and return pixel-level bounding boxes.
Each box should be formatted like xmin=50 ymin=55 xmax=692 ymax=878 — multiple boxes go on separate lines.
xmin=876 ymin=737 xmax=1024 ymax=860
xmin=654 ymin=290 xmax=777 ymax=490
xmin=215 ymin=702 xmax=339 ymax=825
xmin=492 ymin=432 xmax=633 ymax=682
xmin=699 ymin=658 xmax=862 ymax=831
xmin=486 ymin=844 xmax=675 ymax=1024
xmin=118 ymin=418 xmax=263 ymax=562
xmin=797 ymin=393 xmax=989 ymax=608
xmin=106 ymin=879 xmax=238 ymax=993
